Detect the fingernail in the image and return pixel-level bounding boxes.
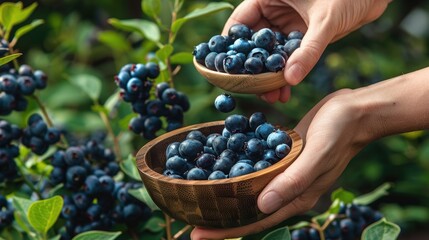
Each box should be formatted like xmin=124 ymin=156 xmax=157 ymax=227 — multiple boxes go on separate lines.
xmin=287 ymin=64 xmax=305 ymax=85
xmin=260 ymin=191 xmax=283 ymax=214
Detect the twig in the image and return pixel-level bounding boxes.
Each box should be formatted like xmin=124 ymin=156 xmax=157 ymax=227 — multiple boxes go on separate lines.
xmin=173 ymin=225 xmax=192 ymax=240
xmin=164 ymin=213 xmax=173 ymax=240
xmin=97 ymin=103 xmax=122 ymax=162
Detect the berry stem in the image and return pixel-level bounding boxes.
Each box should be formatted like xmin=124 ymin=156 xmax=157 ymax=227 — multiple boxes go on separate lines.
xmin=96 ymin=103 xmax=122 ymax=162
xmin=164 ymin=213 xmax=173 ymax=240
xmin=173 ymin=225 xmax=192 ymax=239
xmin=15 ymin=159 xmax=43 ymax=200
xmin=32 ymin=94 xmax=54 ymax=127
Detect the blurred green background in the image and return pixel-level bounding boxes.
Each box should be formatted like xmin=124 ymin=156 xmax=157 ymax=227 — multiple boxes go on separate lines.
xmin=8 ymin=0 xmax=429 ymax=238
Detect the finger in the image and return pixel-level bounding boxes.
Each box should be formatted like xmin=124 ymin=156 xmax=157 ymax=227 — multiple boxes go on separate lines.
xmin=278 ymin=85 xmax=291 ymax=103
xmin=259 ymin=89 xmax=280 ymax=104
xmin=284 ymin=20 xmax=333 ymax=86
xmin=257 ymin=134 xmax=328 ymax=214
xmin=222 ymin=0 xmax=265 ymax=35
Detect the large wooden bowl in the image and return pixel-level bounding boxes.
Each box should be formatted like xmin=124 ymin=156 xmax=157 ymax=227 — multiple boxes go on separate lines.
xmin=136 ymin=121 xmax=303 ymax=228
xmin=193 ymin=58 xmax=287 ymax=94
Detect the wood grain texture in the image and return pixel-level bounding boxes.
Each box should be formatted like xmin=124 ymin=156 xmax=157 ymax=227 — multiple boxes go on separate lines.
xmin=136 ymin=121 xmax=303 ymax=228
xmin=193 ymin=58 xmax=287 ymax=94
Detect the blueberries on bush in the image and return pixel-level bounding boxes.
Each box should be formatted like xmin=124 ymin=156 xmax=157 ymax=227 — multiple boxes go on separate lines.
xmin=162 ymin=112 xmax=293 ymax=180
xmin=193 ymin=24 xmax=303 ymax=74
xmin=114 ymin=62 xmax=190 ymax=140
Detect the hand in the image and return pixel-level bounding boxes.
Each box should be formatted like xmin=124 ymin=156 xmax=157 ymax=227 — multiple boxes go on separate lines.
xmin=191 ymin=89 xmax=368 ymax=239
xmin=222 ymin=0 xmax=391 ymax=103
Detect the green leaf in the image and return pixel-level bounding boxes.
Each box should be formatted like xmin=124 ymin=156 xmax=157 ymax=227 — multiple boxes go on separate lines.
xmin=361 ymin=218 xmax=401 ymax=240
xmin=98 ymin=30 xmax=131 ymax=52
xmin=108 ymin=18 xmax=160 ymax=43
xmin=331 ymin=187 xmax=355 ymax=204
xmin=69 ymin=73 xmax=102 ymax=102
xmin=103 ymin=90 xmax=121 ymax=114
xmin=128 ymin=187 xmax=160 ymax=212
xmin=27 ymin=196 xmax=63 ymax=235
xmin=155 ymin=44 xmax=174 ymax=62
xmin=0 ymin=53 xmax=22 ymax=66
xmin=142 ymin=0 xmax=161 ymax=19
xmin=170 ymin=52 xmax=193 ymax=64
xmin=354 ymin=183 xmax=391 ymax=205
xmin=72 ymin=230 xmax=121 ymax=240
xmin=288 ymin=221 xmax=312 ymax=230
xmin=119 ymin=154 xmax=141 ymax=181
xmin=171 ymin=2 xmax=234 ymax=34
xmin=142 ymin=215 xmax=164 ymax=232
xmin=0 ymin=2 xmax=21 ymax=32
xmin=12 ymin=2 xmax=38 ymax=27
xmin=12 ymin=196 xmax=33 ymax=233
xmin=261 ymin=226 xmax=291 ymax=240
xmin=13 ymin=19 xmax=44 ymax=44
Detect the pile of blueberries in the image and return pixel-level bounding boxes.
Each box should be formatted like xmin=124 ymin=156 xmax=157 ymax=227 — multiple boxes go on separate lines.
xmin=163 ymin=112 xmax=292 ymax=180
xmin=48 ymin=143 xmax=151 ymax=239
xmin=0 ymin=120 xmax=21 ymax=183
xmin=193 ymin=24 xmax=303 ymax=74
xmin=0 ymin=194 xmax=14 ymax=232
xmin=114 ymin=63 xmax=190 ymax=140
xmin=21 ymin=113 xmax=62 ymax=155
xmin=0 ymin=64 xmax=48 ymax=115
xmin=291 ymin=203 xmax=383 ymax=240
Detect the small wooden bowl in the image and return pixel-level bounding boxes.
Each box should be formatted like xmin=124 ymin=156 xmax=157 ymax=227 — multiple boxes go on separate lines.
xmin=193 ymin=57 xmax=287 ymax=94
xmin=136 ymin=121 xmax=303 ymax=228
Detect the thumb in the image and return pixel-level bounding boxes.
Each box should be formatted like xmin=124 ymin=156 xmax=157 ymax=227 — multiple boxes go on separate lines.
xmin=284 ymin=21 xmax=333 ymax=86
xmin=257 ymin=146 xmax=319 ymax=214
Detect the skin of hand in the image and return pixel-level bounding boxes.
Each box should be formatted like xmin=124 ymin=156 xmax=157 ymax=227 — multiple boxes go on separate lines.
xmin=221 ymin=0 xmax=391 ymax=103
xmin=190 ymin=67 xmax=429 ymax=240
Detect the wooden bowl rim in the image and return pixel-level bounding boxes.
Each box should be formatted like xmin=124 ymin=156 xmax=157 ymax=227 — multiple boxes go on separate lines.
xmin=136 ymin=121 xmax=303 ymax=186
xmin=193 ymin=57 xmax=284 ymax=81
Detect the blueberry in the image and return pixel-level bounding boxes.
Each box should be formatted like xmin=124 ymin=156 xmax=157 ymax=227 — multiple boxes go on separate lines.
xmin=30 ymin=120 xmax=48 ymax=137
xmin=208 ymin=35 xmax=227 ymax=53
xmin=212 ymin=157 xmax=235 ymax=175
xmin=155 ymin=82 xmax=170 ymax=98
xmin=195 ymin=153 xmax=216 ymax=169
xmin=208 ymin=170 xmax=227 ymax=180
xmin=203 ymin=146 xmax=216 ymax=155
xmin=214 ymin=93 xmax=236 ymax=113
xmin=66 ymin=166 xmax=87 ymax=189
xmin=345 ymin=203 xmax=362 ymax=221
xmin=130 ymin=63 xmax=148 ymax=79
xmin=33 ymin=70 xmax=48 ymax=89
xmin=128 ymin=116 xmax=145 ymax=134
xmin=122 ymin=203 xmax=144 ymax=223
xmin=44 ymin=127 xmax=61 ymax=144
xmin=166 ymin=155 xmax=188 ymax=174
xmin=287 ymin=30 xmax=304 ymax=40
xmin=253 ymin=28 xmax=276 ymax=51
xmin=86 ymin=204 xmax=102 ymax=221
xmin=0 ymin=74 xmax=18 ymax=93
xmin=143 ymin=116 xmax=162 ymax=133
xmin=166 ymin=141 xmax=180 ymax=159
xmin=275 ymin=143 xmax=291 ymax=158
xmin=146 ymin=62 xmax=160 ymax=78
xmin=126 ymin=77 xmax=143 ymax=94
xmin=267 ymin=130 xmax=291 ymax=148
xmin=219 ymin=149 xmax=239 ymax=162
xmin=84 ymin=175 xmax=101 ymax=195
xmin=186 ymin=167 xmax=207 ymax=180
xmin=222 ymin=127 xmax=231 ymax=138
xmin=223 ymin=54 xmax=244 ymax=74
xmin=227 ymin=133 xmax=247 ymax=152
xmin=49 ymin=167 xmax=65 ymax=185
xmin=178 ymin=139 xmax=204 ymax=161
xmin=228 ymin=24 xmax=252 ymax=40
xmin=211 ymin=135 xmax=228 ymax=156
xmin=99 ymin=175 xmax=115 ymax=193
xmin=18 ymin=64 xmax=33 ymax=76
xmin=284 ymin=39 xmax=301 ymax=56
xmin=324 ymin=220 xmax=341 ymax=239
xmin=249 ymin=112 xmax=267 ymax=130
xmin=186 ymin=130 xmax=207 ymax=145
xmin=247 ymin=47 xmax=270 ymax=62
xmin=146 ymin=99 xmax=168 ymax=116
xmin=262 ymin=149 xmax=279 ymax=163
xmin=265 ymin=53 xmax=286 ymax=72
xmin=17 ymin=76 xmax=36 ymax=95
xmin=229 ymin=162 xmax=255 ymax=178
xmin=61 ymin=203 xmax=77 ymax=219
xmin=232 ymin=38 xmax=252 ymax=54
xmin=161 ymin=88 xmax=180 ymax=105
xmin=255 ymin=122 xmax=275 ymax=140
xmin=224 ymin=114 xmax=248 ymax=133
xmin=254 ymin=160 xmax=271 ymax=171
xmin=204 ymin=52 xmax=218 ymax=70
xmin=177 ymin=91 xmax=190 ymax=111
xmin=244 ymin=57 xmax=264 ymax=74
xmin=308 ymin=228 xmax=320 ymax=240
xmin=275 ymin=31 xmax=287 ymax=45
xmin=64 ymin=147 xmax=85 ymax=166
xmin=193 ymin=42 xmax=211 ymax=64
xmin=245 ymin=138 xmax=264 ymax=161
xmin=206 ymin=133 xmax=221 ymax=147
xmin=340 ymin=218 xmax=356 ymax=240
xmin=214 ymin=52 xmax=228 ymax=72
xmin=291 ymin=229 xmax=309 ymax=240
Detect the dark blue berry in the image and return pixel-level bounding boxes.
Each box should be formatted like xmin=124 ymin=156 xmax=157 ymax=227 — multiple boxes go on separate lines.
xmin=284 ymin=39 xmax=301 ymax=56
xmin=208 ymin=35 xmax=227 ymax=53
xmin=228 ymin=24 xmax=252 ymax=40
xmin=214 ymin=93 xmax=236 ymax=113
xmin=223 ymin=54 xmax=244 ymax=74
xmin=244 ymin=57 xmax=264 ymax=74
xmin=229 ymin=162 xmax=255 ymax=178
xmin=193 ymin=42 xmax=211 ymax=64
xmin=265 ymin=53 xmax=286 ymax=72
xmin=253 ymin=28 xmax=276 ymax=51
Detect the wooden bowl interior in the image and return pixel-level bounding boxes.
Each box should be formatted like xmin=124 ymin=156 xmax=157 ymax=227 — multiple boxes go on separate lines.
xmin=136 ymin=121 xmax=303 ymax=228
xmin=193 ymin=58 xmax=287 ymax=94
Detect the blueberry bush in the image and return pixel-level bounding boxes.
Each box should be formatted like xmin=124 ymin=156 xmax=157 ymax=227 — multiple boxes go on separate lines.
xmin=0 ymin=0 xmax=428 ymax=240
